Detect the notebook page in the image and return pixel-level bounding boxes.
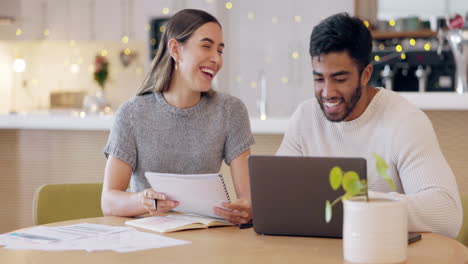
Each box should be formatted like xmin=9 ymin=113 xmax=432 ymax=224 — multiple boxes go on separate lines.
xmin=166 ymin=214 xmax=232 ymax=226
xmin=125 ymin=216 xmax=196 ymax=233
xmin=145 ymin=172 xmax=230 ymax=218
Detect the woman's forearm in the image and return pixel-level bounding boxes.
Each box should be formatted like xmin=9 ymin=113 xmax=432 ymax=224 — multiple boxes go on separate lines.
xmin=101 ymin=189 xmax=147 ymax=217
xmin=102 ymin=156 xmax=147 ymax=217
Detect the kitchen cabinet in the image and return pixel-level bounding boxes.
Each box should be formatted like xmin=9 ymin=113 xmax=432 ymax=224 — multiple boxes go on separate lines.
xmin=0 ymin=0 xmax=19 ymax=39
xmin=1 ymin=0 xmax=155 ymax=42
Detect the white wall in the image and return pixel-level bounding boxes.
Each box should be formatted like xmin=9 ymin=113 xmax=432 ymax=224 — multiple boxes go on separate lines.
xmin=0 ymin=43 xmax=13 ymax=113
xmin=222 ymin=0 xmax=354 ymax=118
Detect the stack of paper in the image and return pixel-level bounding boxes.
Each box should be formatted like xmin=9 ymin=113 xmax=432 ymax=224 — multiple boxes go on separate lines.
xmin=0 ymin=223 xmax=190 ymax=252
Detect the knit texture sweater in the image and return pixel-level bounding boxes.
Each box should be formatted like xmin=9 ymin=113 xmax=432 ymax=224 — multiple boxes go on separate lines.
xmin=105 ymin=92 xmax=255 ymax=193
xmin=277 ymin=88 xmax=462 ymax=238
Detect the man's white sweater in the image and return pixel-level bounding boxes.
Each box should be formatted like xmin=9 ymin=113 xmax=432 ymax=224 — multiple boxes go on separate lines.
xmin=277 ymin=88 xmax=462 ymax=238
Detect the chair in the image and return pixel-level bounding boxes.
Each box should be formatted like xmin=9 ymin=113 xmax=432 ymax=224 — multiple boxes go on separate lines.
xmin=33 ymin=183 xmax=104 ymax=225
xmin=457 ymin=194 xmax=468 ymax=246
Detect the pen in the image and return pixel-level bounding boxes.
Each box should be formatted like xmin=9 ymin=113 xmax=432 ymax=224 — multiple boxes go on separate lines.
xmin=239 ymin=221 xmax=253 ymax=229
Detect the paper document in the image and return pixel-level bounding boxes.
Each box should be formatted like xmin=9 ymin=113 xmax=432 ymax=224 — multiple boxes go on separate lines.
xmin=0 ymin=223 xmax=128 ymax=245
xmin=145 ymin=172 xmax=231 ymax=218
xmin=0 ymin=223 xmax=190 ymax=252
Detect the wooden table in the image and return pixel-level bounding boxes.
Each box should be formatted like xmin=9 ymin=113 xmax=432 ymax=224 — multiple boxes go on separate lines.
xmin=1 ymin=216 xmax=467 ymax=264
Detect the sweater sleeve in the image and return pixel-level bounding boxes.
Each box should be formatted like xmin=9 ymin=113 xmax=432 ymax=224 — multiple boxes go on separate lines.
xmin=223 ymin=96 xmax=255 ymax=165
xmin=276 ymin=103 xmax=304 ymax=156
xmin=386 ymin=112 xmax=462 ymax=238
xmin=103 ymin=101 xmax=137 ymax=171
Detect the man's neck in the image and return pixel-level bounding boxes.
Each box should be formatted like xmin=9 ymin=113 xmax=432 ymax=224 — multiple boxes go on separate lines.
xmin=345 ymin=86 xmax=378 ymax=121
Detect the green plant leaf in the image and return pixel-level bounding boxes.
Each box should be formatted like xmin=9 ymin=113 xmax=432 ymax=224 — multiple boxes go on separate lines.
xmin=325 ymin=200 xmax=332 ymax=223
xmin=372 ymin=153 xmax=396 ymax=191
xmin=342 ymin=171 xmax=362 ymax=196
xmin=329 ymin=166 xmax=343 ymax=190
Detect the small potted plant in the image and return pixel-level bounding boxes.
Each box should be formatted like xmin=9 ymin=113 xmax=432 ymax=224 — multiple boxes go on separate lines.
xmin=326 ymin=153 xmax=408 ymax=264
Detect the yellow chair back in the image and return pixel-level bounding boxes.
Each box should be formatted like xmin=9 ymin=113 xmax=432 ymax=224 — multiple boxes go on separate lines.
xmin=33 ymin=183 xmax=103 ymax=225
xmin=457 ymin=194 xmax=468 ymax=246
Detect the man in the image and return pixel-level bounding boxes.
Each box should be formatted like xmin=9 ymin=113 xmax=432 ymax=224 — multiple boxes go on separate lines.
xmin=277 ymin=13 xmax=462 ymax=238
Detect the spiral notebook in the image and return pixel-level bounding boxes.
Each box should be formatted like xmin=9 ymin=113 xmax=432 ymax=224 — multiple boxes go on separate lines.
xmin=145 ymin=172 xmax=231 ymax=219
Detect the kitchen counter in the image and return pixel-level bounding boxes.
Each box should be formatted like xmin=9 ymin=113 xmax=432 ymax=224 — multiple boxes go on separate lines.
xmin=0 ymin=111 xmax=113 ymax=131
xmin=0 ymin=92 xmax=467 ymax=133
xmin=400 ymin=92 xmax=468 ymax=110
xmin=0 ymin=110 xmax=289 ymax=134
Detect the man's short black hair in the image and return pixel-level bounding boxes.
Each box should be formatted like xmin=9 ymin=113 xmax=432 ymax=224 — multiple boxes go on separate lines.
xmin=309 ymin=13 xmax=372 ymax=72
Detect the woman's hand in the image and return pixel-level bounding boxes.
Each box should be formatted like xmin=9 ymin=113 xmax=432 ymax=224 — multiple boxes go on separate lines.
xmin=214 ymin=199 xmax=252 ymax=225
xmin=140 ymin=188 xmax=179 ymax=215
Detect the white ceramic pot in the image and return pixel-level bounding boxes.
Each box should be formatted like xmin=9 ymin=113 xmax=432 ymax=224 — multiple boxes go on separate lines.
xmin=343 ymin=196 xmax=408 ymax=263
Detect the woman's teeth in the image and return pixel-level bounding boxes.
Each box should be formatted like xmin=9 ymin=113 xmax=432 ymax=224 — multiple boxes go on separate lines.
xmin=201 ymin=68 xmax=214 ymax=77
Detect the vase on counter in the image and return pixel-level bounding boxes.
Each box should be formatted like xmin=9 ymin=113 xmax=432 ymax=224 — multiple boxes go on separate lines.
xmin=82 ymin=54 xmax=112 ymax=114
xmin=95 ymin=90 xmax=108 ymax=109
xmin=82 ymin=90 xmax=112 ymax=114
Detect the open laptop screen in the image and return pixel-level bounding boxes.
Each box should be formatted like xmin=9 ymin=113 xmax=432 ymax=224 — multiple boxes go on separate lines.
xmin=248 ymin=155 xmax=367 ymax=238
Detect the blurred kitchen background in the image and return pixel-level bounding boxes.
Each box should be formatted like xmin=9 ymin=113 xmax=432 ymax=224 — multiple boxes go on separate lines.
xmin=0 ymin=0 xmax=468 ymax=232
xmin=0 ymin=0 xmax=468 ymax=115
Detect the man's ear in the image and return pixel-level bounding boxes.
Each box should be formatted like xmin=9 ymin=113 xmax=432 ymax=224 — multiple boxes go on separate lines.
xmin=361 ymin=64 xmax=373 ymax=86
xmin=168 ymin=38 xmax=181 ymax=62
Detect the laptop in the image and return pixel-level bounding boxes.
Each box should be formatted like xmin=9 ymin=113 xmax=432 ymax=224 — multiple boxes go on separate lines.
xmin=248 ymin=155 xmax=367 ymax=238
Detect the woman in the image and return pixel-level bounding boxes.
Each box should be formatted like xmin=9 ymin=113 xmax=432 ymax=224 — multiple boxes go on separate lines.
xmin=101 ymin=9 xmax=254 ymax=225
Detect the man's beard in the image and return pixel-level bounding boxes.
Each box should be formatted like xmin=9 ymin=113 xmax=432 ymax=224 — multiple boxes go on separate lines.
xmin=316 ymin=82 xmax=362 ymax=122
